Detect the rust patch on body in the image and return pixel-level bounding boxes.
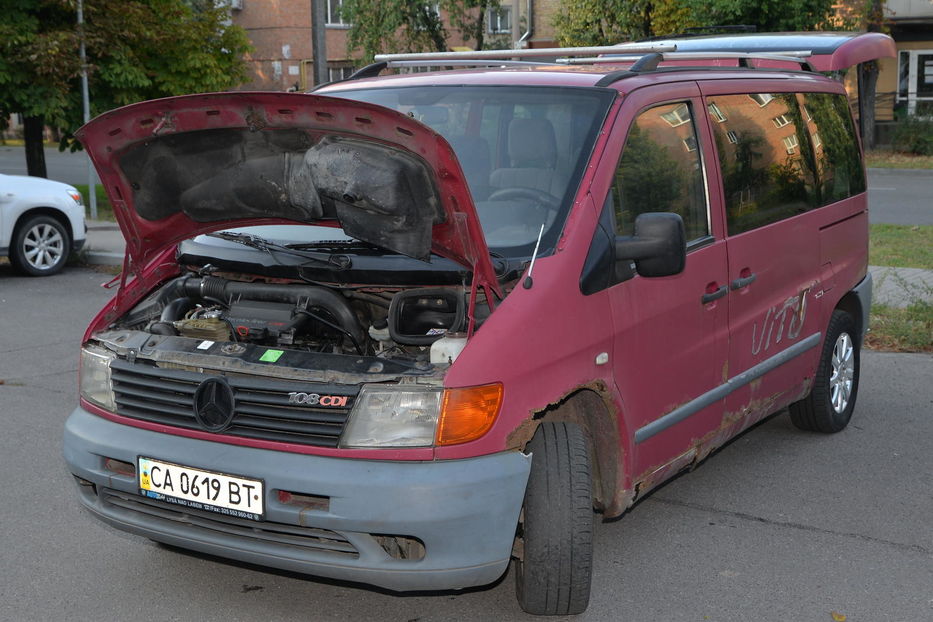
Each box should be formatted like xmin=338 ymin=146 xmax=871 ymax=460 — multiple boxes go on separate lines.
xmin=244 ymin=106 xmax=268 ymax=132
xmin=151 ymin=111 xmax=177 ymax=135
xmin=509 ymin=381 xmax=623 ymax=515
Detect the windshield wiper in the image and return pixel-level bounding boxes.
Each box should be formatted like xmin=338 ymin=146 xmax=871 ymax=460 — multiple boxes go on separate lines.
xmin=206 ymin=231 xmax=351 ymax=269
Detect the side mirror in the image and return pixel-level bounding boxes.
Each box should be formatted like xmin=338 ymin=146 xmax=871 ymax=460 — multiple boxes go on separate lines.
xmin=615 ymin=213 xmax=686 ymax=278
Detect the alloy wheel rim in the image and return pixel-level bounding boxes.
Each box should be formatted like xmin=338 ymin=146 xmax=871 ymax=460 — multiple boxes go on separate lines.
xmin=23 ymin=224 xmax=64 ymax=270
xmin=829 ymin=332 xmax=854 ymax=414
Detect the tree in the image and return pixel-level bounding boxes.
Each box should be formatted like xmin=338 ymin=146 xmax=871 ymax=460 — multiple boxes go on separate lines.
xmin=339 ymin=0 xmax=500 ymax=63
xmin=554 ymin=0 xmax=838 ymax=46
xmin=554 ymin=0 xmax=656 ymax=45
xmin=0 ymin=0 xmax=252 ymax=178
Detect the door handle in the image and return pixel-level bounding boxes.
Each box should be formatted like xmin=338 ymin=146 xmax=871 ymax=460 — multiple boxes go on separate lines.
xmin=701 ymin=285 xmax=727 ymax=304
xmin=730 ymin=273 xmax=757 ymax=290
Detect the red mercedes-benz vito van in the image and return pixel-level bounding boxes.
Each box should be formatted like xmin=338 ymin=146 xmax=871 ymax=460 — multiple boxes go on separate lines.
xmin=64 ymin=32 xmax=894 ymax=615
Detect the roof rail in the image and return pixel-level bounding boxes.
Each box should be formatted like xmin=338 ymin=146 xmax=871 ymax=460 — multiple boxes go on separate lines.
xmin=561 ymin=50 xmax=816 ymax=73
xmin=372 ymin=43 xmax=677 ymax=63
xmin=315 ymin=43 xmax=820 ymax=92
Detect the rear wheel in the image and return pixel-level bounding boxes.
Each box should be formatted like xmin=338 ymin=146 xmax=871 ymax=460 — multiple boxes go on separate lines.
xmin=789 ymin=310 xmax=860 ymax=433
xmin=515 ymin=421 xmax=593 ymax=616
xmin=10 ymin=215 xmax=70 ymax=276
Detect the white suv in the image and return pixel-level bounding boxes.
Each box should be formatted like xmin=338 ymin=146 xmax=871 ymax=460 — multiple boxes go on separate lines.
xmin=0 ymin=173 xmax=86 ymax=275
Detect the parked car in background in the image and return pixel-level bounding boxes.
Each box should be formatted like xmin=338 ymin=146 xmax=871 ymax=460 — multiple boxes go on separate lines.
xmin=0 ymin=173 xmax=86 ymax=275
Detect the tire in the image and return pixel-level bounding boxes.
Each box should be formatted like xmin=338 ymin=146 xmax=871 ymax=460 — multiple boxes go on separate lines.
xmin=789 ymin=310 xmax=860 ymax=433
xmin=515 ymin=422 xmax=593 ymax=616
xmin=10 ymin=215 xmax=70 ymax=276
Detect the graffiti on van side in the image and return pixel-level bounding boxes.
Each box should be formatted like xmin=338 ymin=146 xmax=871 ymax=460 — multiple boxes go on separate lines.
xmin=751 ymin=289 xmax=809 ymax=355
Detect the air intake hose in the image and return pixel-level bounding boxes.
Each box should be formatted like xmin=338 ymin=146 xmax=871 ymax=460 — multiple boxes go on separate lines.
xmin=181 ymin=276 xmax=366 ymax=348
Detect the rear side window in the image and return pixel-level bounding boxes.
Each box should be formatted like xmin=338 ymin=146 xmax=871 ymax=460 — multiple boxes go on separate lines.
xmin=612 ymin=102 xmax=709 ymax=242
xmin=707 ymin=92 xmax=864 ymax=236
xmin=801 ymin=92 xmax=866 ymax=205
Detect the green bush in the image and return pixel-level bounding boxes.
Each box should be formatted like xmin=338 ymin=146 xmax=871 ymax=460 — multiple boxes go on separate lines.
xmin=892 ymin=114 xmax=933 ymax=156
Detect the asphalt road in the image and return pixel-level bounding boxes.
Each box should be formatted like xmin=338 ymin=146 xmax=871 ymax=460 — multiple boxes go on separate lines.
xmin=0 ymin=146 xmax=931 ymax=226
xmin=0 ymin=145 xmax=100 ymax=186
xmin=867 ymin=168 xmax=933 ymax=226
xmin=1 ymin=264 xmax=931 ymax=622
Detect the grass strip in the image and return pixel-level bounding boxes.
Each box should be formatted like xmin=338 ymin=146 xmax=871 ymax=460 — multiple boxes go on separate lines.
xmin=865 ymin=151 xmax=933 ymax=169
xmin=866 ymin=302 xmax=933 ymax=352
xmin=74 ymin=184 xmax=115 ymax=221
xmin=869 ymin=224 xmax=933 ymax=270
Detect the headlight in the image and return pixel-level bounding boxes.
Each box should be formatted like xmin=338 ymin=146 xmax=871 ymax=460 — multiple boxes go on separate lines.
xmin=341 ymin=386 xmax=442 ymax=448
xmin=341 ymin=383 xmax=503 ymax=448
xmin=80 ymin=345 xmax=116 ymax=411
xmin=67 ymin=190 xmax=83 ymax=205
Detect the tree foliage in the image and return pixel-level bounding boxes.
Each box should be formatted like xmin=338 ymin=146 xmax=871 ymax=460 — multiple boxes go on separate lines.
xmin=0 ymin=0 xmax=252 ymax=174
xmin=339 ymin=0 xmax=500 ymax=63
xmin=554 ymin=0 xmax=839 ymax=45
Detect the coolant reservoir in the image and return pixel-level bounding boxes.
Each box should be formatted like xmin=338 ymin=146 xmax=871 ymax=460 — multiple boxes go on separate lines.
xmin=430 ymin=333 xmax=468 ymax=365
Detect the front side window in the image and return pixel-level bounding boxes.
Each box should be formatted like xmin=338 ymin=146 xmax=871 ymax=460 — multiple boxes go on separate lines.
xmin=612 ymin=102 xmax=709 ymax=242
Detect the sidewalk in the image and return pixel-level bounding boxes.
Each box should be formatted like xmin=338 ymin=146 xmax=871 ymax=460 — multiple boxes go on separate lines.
xmin=869 ymin=265 xmax=933 ymax=307
xmin=81 ymin=222 xmax=933 ymax=308
xmin=82 ymin=219 xmax=124 ymax=267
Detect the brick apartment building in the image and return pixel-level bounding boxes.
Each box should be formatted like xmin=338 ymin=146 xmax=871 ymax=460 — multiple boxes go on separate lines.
xmin=229 ymin=0 xmax=560 ymax=92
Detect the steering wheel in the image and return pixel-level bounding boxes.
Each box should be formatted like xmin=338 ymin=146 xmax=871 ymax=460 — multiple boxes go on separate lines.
xmin=487 ymin=187 xmax=562 ymax=213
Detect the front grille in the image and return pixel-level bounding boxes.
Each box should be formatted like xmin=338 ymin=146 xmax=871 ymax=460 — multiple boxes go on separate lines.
xmin=101 ymin=488 xmax=358 ymax=558
xmin=110 ymin=359 xmax=357 ymax=447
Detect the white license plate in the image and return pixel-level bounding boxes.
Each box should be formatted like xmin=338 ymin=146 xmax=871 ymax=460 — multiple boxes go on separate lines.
xmin=138 ymin=457 xmax=264 ymax=520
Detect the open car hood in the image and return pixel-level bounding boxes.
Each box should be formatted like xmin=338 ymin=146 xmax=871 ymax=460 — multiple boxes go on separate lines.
xmin=76 ymin=92 xmax=500 ymax=295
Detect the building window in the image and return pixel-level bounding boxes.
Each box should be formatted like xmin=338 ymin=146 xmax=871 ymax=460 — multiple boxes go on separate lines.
xmin=328 ymin=65 xmax=356 ymax=82
xmin=707 ymin=102 xmax=727 ymax=122
xmin=896 ymin=49 xmax=933 ymax=116
xmin=772 ymin=114 xmax=791 ymax=128
xmin=487 ymin=6 xmax=512 ymax=33
xmin=749 ymin=93 xmax=773 ymax=107
xmin=811 ymin=132 xmax=822 ymax=149
xmin=783 ymin=134 xmax=799 ymax=154
xmin=727 ymin=130 xmax=739 ymax=144
xmin=327 ymin=0 xmax=349 ymax=26
xmin=683 ymin=136 xmax=698 ymax=152
xmin=660 ymin=103 xmax=691 ymax=127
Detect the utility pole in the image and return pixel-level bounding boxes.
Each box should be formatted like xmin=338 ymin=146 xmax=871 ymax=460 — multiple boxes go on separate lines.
xmin=77 ymin=0 xmax=97 ymax=219
xmin=311 ymin=0 xmax=328 ymax=87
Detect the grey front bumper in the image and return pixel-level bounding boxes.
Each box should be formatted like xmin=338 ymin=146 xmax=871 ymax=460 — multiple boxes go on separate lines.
xmin=64 ymin=407 xmax=531 ymax=591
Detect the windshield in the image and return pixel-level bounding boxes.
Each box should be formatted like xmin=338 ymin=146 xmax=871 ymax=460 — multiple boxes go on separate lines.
xmin=329 ymin=85 xmax=614 ymax=257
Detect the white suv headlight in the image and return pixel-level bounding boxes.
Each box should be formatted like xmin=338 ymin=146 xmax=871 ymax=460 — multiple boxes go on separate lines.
xmin=341 ymin=386 xmax=442 ymax=448
xmin=80 ymin=345 xmax=116 ymax=411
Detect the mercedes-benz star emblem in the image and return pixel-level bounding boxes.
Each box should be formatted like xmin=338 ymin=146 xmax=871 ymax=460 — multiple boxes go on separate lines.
xmin=193 ymin=377 xmax=236 ymax=432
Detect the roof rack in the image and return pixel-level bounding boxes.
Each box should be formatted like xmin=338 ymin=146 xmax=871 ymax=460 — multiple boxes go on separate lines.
xmin=560 ymin=50 xmax=816 ymax=72
xmin=324 ymin=42 xmax=821 ymax=91
xmin=372 ymin=43 xmax=678 ymax=63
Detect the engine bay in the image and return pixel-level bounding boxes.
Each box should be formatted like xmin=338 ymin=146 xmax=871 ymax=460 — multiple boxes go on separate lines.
xmin=113 ymin=272 xmax=488 ymax=369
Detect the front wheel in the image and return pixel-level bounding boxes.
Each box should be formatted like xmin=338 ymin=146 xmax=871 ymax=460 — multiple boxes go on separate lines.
xmin=515 ymin=421 xmax=593 ymax=616
xmin=789 ymin=310 xmax=860 ymax=433
xmin=10 ymin=215 xmax=70 ymax=276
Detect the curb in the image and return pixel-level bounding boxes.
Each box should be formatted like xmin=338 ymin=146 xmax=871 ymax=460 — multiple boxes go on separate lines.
xmin=84 ymin=250 xmax=123 ymax=266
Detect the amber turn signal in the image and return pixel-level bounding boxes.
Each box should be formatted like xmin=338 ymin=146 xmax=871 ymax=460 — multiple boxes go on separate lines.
xmin=435 ymin=383 xmax=503 ymax=446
